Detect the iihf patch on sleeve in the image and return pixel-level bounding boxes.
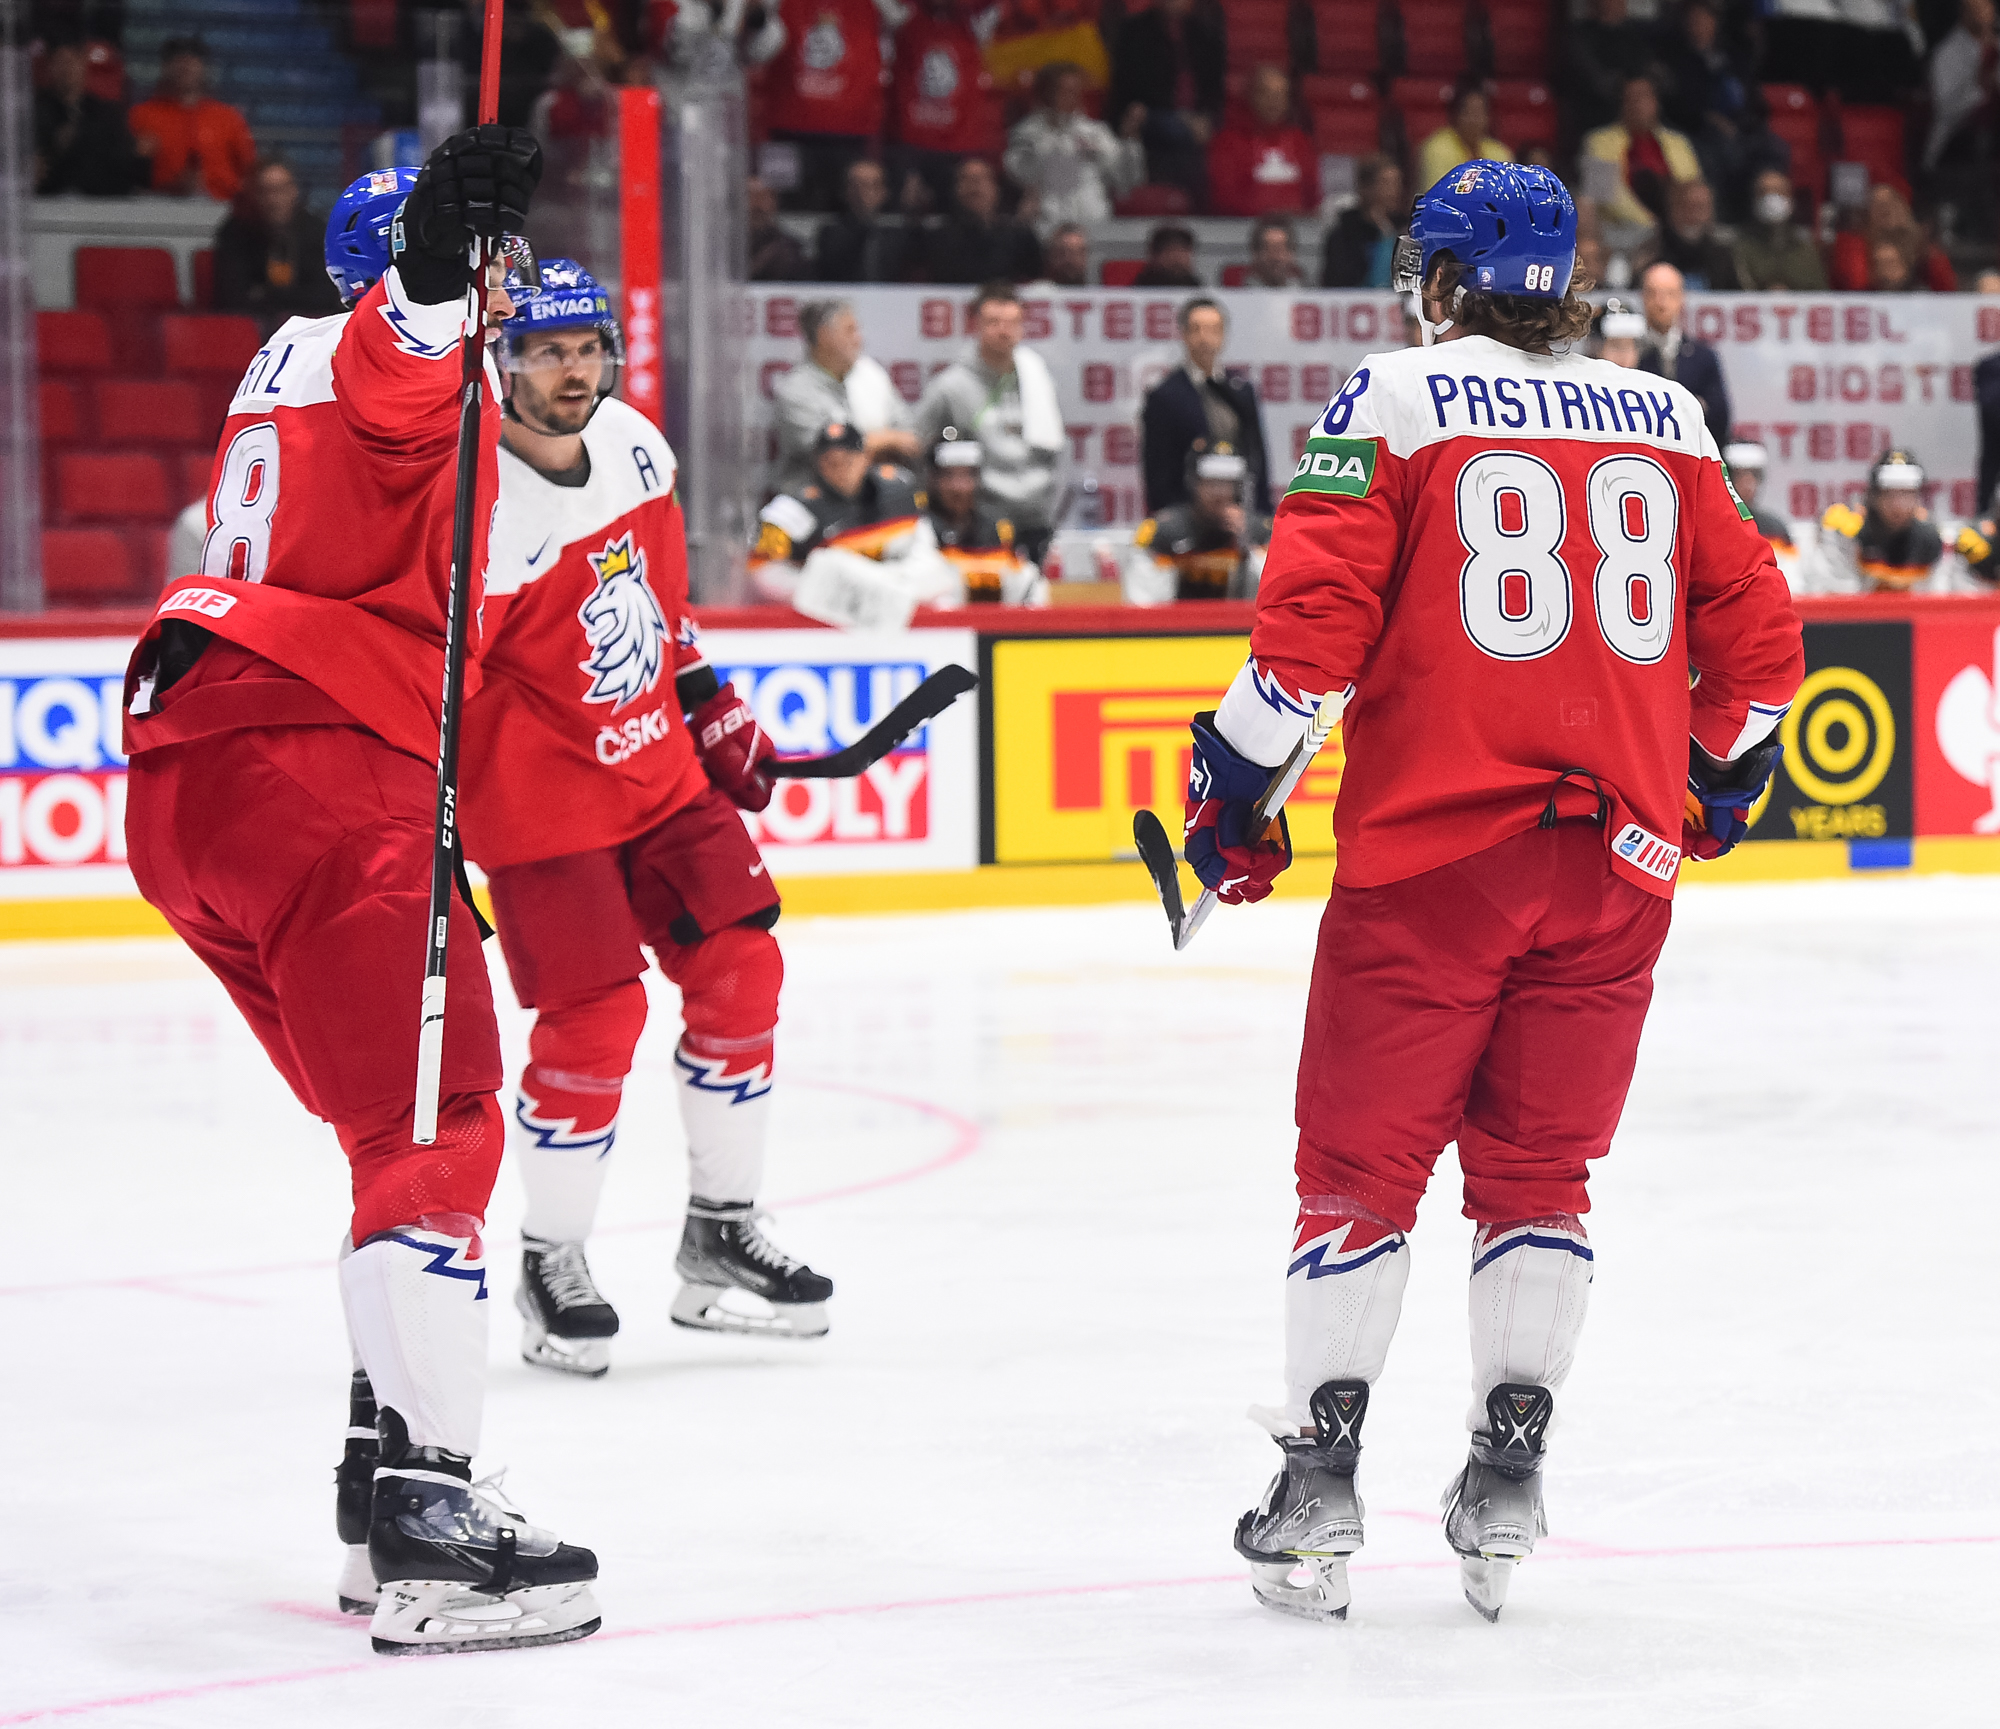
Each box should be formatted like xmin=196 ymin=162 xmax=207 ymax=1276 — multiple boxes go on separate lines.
xmin=1286 ymin=436 xmax=1376 ymax=500
xmin=1611 ymin=821 xmax=1681 ymax=882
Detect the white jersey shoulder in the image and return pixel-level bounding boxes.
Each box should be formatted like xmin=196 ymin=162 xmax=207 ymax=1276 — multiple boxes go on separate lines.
xmin=229 ymin=312 xmax=346 ymax=414
xmin=1318 ymin=335 xmax=1717 ymax=464
xmin=488 ymin=397 xmax=680 ymax=598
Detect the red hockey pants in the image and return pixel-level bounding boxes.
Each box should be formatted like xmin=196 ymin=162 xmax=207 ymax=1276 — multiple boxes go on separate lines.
xmin=125 ymin=721 xmax=505 ymax=1242
xmin=1295 ymin=820 xmax=1673 ymax=1233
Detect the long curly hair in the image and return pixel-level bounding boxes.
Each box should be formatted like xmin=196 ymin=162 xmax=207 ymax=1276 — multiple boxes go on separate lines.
xmin=1427 ymin=256 xmax=1597 ymax=352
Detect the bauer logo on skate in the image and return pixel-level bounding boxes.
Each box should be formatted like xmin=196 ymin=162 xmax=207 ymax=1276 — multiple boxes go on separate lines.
xmin=0 ymin=665 xmax=130 ymax=871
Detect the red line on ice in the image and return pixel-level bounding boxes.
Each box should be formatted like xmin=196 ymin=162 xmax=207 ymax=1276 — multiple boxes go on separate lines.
xmin=6 ymin=1534 xmax=1998 ymax=1724
xmin=0 ymin=1078 xmax=979 ymax=1300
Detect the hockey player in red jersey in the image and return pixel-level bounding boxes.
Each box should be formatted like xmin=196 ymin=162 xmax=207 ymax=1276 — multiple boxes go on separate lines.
xmin=120 ymin=139 xmax=607 ymax=1655
xmin=459 ymin=260 xmax=833 ymax=1378
xmin=1200 ymin=163 xmax=1804 ymax=1623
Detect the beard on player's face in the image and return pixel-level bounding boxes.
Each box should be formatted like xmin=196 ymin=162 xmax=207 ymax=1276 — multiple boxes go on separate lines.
xmin=512 ymin=371 xmax=596 ymax=436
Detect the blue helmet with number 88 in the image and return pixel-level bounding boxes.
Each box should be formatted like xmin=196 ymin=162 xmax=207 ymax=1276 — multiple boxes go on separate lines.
xmin=1393 ymin=160 xmax=1577 ymax=304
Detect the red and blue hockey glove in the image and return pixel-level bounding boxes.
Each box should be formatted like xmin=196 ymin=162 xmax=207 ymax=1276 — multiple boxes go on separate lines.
xmin=692 ymin=683 xmax=776 ymax=812
xmin=1184 ymin=710 xmax=1290 ymax=903
xmin=1683 ymin=737 xmax=1782 ymax=860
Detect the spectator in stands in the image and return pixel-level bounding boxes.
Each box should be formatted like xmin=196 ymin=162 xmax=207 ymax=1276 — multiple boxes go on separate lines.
xmin=891 ymin=0 xmax=1005 ymax=213
xmin=1002 ymin=59 xmax=1146 ymax=230
xmin=127 ymin=37 xmax=256 ymax=202
xmin=772 ymin=298 xmax=923 ymax=495
xmin=1924 ymin=0 xmax=1996 ymax=179
xmin=212 ymin=158 xmax=342 ymax=325
xmin=1866 ymin=241 xmax=1919 ymax=291
xmin=533 ymin=26 xmax=629 ymax=142
xmin=1243 ymin=215 xmax=1304 ymax=287
xmin=747 ymin=176 xmax=809 ymax=281
xmin=1830 ymin=184 xmax=1957 ymax=292
xmin=1140 ymin=297 xmax=1271 ymax=515
xmin=1133 ymin=222 xmax=1202 ymax=287
xmin=1979 ymin=268 xmax=2000 ymax=291
xmin=814 ymin=159 xmax=916 ymax=283
xmin=1637 ymin=261 xmax=1730 ymax=441
xmin=915 ymin=281 xmax=1066 ymax=559
xmin=1207 ymin=64 xmax=1318 ymax=218
xmin=1039 ymin=222 xmax=1092 ymax=286
xmin=766 ymin=0 xmax=896 ymax=210
xmin=32 ymin=37 xmax=145 ymax=196
xmin=460 ymin=0 xmax=560 ymax=129
xmin=1732 ymin=167 xmax=1829 ymax=290
xmin=1415 ymin=78 xmax=1513 ymax=194
xmin=921 ymin=157 xmax=1044 ymax=282
xmin=1722 ymin=443 xmax=1796 ymax=556
xmin=1635 ymin=177 xmax=1740 ymax=289
xmin=1321 ymin=156 xmax=1406 ymax=288
xmin=1107 ymin=0 xmax=1225 ymax=203
xmin=1581 ymin=75 xmax=1702 ymax=229
xmin=1656 ymin=0 xmax=1764 ymax=209
xmin=1563 ymin=0 xmax=1662 ymax=135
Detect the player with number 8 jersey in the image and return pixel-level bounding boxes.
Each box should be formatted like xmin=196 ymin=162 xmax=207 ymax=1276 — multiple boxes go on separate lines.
xmin=1204 ymin=163 xmax=1803 ymax=1626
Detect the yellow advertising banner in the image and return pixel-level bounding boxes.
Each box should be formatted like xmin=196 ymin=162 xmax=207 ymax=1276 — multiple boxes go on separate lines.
xmin=990 ymin=635 xmax=1345 ymax=864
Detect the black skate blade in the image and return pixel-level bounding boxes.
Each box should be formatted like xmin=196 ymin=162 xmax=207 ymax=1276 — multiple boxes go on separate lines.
xmin=338 ymin=1596 xmax=376 ymax=1617
xmin=1465 ymin=1593 xmax=1502 ymax=1624
xmin=1132 ymin=809 xmax=1187 ymax=948
xmin=372 ymin=1617 xmax=601 ymax=1657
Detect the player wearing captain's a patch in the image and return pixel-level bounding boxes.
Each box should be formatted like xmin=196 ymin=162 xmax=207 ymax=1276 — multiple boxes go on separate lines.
xmin=1212 ymin=159 xmax=1804 ymax=1629
xmin=458 ymin=260 xmax=832 ymax=1386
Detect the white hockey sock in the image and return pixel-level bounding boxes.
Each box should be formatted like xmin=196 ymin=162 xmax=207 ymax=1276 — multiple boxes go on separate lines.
xmin=514 ymin=1067 xmax=621 ymax=1244
xmin=1466 ymin=1215 xmax=1594 ymax=1433
xmin=674 ymin=1034 xmax=771 ymax=1205
xmin=339 ymin=1218 xmax=489 ymax=1457
xmin=1282 ymin=1200 xmax=1411 ymax=1429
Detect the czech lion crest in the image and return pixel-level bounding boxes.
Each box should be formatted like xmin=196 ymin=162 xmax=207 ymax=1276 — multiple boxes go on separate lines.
xmin=577 ymin=531 xmax=667 ymax=708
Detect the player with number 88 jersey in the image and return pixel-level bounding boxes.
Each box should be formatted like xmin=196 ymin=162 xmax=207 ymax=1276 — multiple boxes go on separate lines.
xmin=1207 ymin=163 xmax=1803 ymax=1626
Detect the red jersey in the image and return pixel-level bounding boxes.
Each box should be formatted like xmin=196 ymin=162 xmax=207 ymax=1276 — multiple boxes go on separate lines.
xmin=1206 ymin=120 xmax=1319 ymax=216
xmin=1216 ymin=334 xmax=1803 ymax=899
xmin=126 ymin=270 xmax=500 ymax=766
xmin=774 ymin=0 xmax=887 ymax=139
xmin=892 ymin=12 xmax=1002 ymax=155
xmin=459 ymin=398 xmax=708 ymax=870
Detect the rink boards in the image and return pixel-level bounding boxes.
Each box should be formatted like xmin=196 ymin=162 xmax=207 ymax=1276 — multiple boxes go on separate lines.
xmin=4 ymin=597 xmax=2000 ymax=937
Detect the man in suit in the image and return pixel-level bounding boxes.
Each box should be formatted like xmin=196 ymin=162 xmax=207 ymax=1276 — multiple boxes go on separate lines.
xmin=1636 ymin=261 xmax=1730 ymax=443
xmin=1140 ymin=297 xmax=1271 ymax=516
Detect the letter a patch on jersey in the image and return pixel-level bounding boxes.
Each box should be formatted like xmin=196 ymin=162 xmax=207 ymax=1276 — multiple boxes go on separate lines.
xmin=1287 ymin=436 xmax=1376 ymax=501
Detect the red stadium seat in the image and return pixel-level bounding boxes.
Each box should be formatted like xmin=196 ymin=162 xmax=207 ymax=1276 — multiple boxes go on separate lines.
xmin=1838 ymin=105 xmax=1908 ymax=194
xmin=1302 ymin=73 xmax=1377 ymax=107
xmin=126 ymin=526 xmax=171 ymax=595
xmin=56 ymin=452 xmax=173 ymax=522
xmin=1113 ymin=183 xmax=1192 ymax=217
xmin=73 ymin=246 xmax=179 ymax=312
xmin=1100 ymin=259 xmax=1146 ymax=286
xmin=180 ymin=450 xmax=216 ymax=506
xmin=192 ymin=249 xmax=215 ymax=311
xmin=160 ymin=314 xmax=262 ymax=378
xmin=1399 ymin=1 xmax=1469 ymax=77
xmin=1314 ymin=1 xmax=1381 ymax=73
xmin=93 ymin=379 xmax=208 ymax=447
xmin=1313 ymin=99 xmax=1384 ymax=155
xmin=36 ymin=310 xmax=114 ymax=373
xmin=1227 ymin=0 xmax=1292 ymax=70
xmin=1391 ymin=76 xmax=1460 ymax=111
xmin=38 ymin=381 xmax=85 ymax=445
xmin=1493 ymin=80 xmax=1557 ymax=152
xmin=39 ymin=529 xmax=134 ymax=603
xmin=1221 ymin=263 xmax=1251 ymax=286
xmin=1484 ymin=2 xmax=1550 ymax=77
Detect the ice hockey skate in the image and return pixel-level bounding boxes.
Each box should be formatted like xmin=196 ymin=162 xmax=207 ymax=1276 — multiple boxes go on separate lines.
xmin=1442 ymin=1382 xmax=1553 ymax=1622
xmin=366 ymin=1410 xmax=601 ymax=1656
xmin=1234 ymin=1380 xmax=1370 ymax=1622
xmin=670 ymin=1197 xmax=833 ymax=1338
xmin=516 ymin=1237 xmax=619 ymax=1377
xmin=334 ymin=1369 xmax=379 ymax=1615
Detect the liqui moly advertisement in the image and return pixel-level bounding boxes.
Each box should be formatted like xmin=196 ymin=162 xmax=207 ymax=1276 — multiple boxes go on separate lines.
xmin=0 ymin=638 xmax=133 ymax=900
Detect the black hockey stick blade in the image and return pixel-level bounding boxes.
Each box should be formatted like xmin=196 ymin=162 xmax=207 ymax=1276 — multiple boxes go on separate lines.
xmin=1131 ymin=808 xmax=1188 ymax=947
xmin=772 ymin=664 xmax=978 ymax=779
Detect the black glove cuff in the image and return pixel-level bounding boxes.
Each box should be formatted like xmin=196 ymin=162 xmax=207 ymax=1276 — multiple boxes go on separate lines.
xmin=677 ymin=665 xmax=722 ymax=715
xmin=1690 ymin=735 xmax=1781 ymax=794
xmin=393 ymin=248 xmax=469 ymax=307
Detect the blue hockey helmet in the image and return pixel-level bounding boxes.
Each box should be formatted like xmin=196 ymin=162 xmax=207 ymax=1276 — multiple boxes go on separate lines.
xmin=498 ymin=256 xmax=625 ymax=426
xmin=324 ymin=166 xmax=419 ymax=307
xmin=1393 ymin=160 xmax=1577 ymax=303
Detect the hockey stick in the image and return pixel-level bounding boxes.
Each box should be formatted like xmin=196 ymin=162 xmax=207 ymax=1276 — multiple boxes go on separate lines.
xmin=1132 ymin=691 xmax=1342 ymax=953
xmin=769 ymin=664 xmax=978 ymax=779
xmin=414 ymin=0 xmax=505 ymax=1147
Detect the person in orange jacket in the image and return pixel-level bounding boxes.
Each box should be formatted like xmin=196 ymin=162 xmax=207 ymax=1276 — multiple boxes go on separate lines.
xmin=127 ymin=37 xmax=256 ymax=201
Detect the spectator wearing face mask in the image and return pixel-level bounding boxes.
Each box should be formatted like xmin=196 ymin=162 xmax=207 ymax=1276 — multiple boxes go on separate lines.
xmin=1731 ymin=168 xmax=1828 ymax=291
xmin=1635 ymin=177 xmax=1739 ymax=289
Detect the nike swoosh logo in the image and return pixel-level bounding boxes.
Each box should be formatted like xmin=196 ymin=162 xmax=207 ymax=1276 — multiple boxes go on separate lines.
xmin=525 ymin=535 xmax=553 ymax=567
xmin=748 ymin=862 xmax=766 ymax=877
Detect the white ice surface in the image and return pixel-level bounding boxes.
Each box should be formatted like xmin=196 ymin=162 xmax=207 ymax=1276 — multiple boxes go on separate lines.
xmin=1 ymin=879 xmax=1996 ymax=1726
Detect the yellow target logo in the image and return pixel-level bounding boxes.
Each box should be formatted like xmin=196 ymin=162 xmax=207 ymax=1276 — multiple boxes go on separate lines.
xmin=1779 ymin=666 xmax=1896 ymax=806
